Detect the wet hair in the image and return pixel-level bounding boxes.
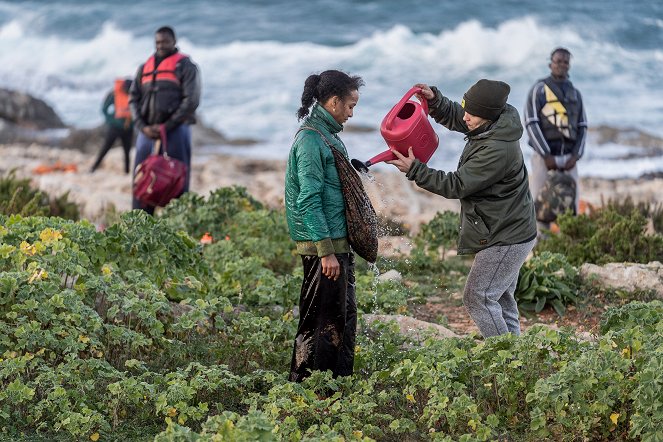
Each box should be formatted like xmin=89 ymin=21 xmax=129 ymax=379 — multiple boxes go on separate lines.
xmin=156 ymin=26 xmax=176 ymax=41
xmin=550 ymin=47 xmax=571 ymax=60
xmin=297 ymin=70 xmax=364 ymax=120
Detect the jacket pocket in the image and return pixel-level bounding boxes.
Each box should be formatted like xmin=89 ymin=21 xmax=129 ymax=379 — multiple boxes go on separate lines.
xmin=460 ymin=211 xmax=490 ymax=249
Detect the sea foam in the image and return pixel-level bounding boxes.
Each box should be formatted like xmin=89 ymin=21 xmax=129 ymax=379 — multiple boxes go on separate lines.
xmin=0 ymin=15 xmax=661 ymax=178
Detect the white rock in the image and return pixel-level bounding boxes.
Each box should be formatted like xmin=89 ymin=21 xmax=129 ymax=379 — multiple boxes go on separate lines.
xmin=378 ymin=269 xmax=402 ymax=282
xmin=580 ymin=261 xmax=663 ymax=298
xmin=361 ymin=314 xmax=459 ymax=340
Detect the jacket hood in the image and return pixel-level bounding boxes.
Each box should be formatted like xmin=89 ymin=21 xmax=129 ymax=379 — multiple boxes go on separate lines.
xmin=305 ymin=103 xmax=343 ymax=135
xmin=470 ymin=104 xmax=523 ymax=142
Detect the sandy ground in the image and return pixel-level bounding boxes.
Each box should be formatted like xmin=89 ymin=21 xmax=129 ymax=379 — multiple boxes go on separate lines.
xmin=2 ymin=143 xmax=663 ymax=233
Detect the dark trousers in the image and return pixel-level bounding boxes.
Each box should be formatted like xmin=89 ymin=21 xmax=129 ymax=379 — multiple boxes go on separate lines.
xmin=91 ymin=125 xmax=133 ymax=173
xmin=131 ymin=124 xmax=191 ymax=214
xmin=289 ymin=253 xmax=357 ymax=383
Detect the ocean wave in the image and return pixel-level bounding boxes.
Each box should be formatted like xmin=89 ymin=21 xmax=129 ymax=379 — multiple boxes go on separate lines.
xmin=1 ymin=16 xmax=662 ymax=145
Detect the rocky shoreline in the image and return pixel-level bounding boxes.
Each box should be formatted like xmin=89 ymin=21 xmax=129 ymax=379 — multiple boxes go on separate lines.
xmin=2 ymin=142 xmax=663 ymax=234
xmin=2 ymin=87 xmax=663 ymax=229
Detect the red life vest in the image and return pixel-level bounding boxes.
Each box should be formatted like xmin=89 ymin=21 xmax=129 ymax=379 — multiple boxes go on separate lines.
xmin=141 ymin=52 xmax=188 ymax=86
xmin=113 ymin=78 xmax=131 ymax=119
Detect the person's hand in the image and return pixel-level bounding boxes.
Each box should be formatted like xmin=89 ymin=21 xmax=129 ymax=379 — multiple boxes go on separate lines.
xmin=543 ymin=155 xmax=558 ymax=170
xmin=563 ymin=154 xmax=578 ymax=171
xmin=142 ymin=124 xmax=160 ymax=140
xmin=386 ymin=147 xmax=416 ymax=174
xmin=321 ymin=254 xmax=340 ymax=281
xmin=413 ymin=83 xmax=435 ymax=101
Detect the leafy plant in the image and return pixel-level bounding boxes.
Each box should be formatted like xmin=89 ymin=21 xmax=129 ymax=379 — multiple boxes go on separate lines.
xmin=413 ymin=210 xmax=459 ymax=259
xmin=160 ymin=186 xmax=263 ymax=240
xmin=538 ymin=207 xmax=663 ymax=265
xmin=0 ymin=170 xmax=78 ymax=220
xmin=224 ymin=209 xmax=296 ymax=274
xmin=103 ymin=211 xmax=212 ymax=301
xmin=355 ymin=271 xmax=410 ymax=315
xmin=3 ymin=187 xmax=663 ymax=441
xmin=515 ymin=251 xmax=580 ymax=315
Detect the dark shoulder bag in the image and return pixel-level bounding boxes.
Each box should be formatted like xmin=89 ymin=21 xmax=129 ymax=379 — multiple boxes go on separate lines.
xmin=299 ymin=127 xmax=379 ymax=263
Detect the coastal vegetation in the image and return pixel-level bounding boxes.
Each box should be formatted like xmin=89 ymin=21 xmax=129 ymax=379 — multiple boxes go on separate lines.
xmin=0 ymin=173 xmax=661 ymax=441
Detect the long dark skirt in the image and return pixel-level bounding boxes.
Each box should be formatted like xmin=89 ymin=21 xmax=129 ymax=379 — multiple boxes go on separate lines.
xmin=289 ymin=252 xmax=356 ymax=382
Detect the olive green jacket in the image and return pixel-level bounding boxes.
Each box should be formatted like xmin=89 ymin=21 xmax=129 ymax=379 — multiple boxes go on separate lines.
xmin=285 ymin=104 xmax=350 ymax=256
xmin=406 ymin=87 xmax=537 ymax=254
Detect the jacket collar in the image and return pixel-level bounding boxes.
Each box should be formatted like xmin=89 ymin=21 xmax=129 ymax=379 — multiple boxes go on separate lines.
xmin=466 ymin=104 xmax=523 ymax=142
xmin=307 ymin=103 xmax=343 ymax=134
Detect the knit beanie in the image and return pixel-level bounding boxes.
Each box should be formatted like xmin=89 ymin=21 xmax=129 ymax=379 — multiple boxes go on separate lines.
xmin=461 ymin=79 xmax=510 ymax=121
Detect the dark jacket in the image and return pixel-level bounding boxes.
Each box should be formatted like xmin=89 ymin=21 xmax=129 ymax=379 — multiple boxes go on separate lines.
xmin=129 ymin=49 xmax=201 ymax=132
xmin=524 ymin=75 xmax=587 ymax=158
xmin=285 ymin=104 xmax=350 ymax=257
xmin=102 ymin=91 xmax=133 ymax=131
xmin=406 ymin=87 xmax=537 ymax=255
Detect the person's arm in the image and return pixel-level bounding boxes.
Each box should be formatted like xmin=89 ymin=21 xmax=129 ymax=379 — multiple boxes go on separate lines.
xmin=295 ymin=133 xmax=334 ymax=255
xmin=524 ymin=82 xmax=557 ymax=170
xmin=426 ymin=86 xmax=469 ymax=134
xmin=101 ymin=91 xmax=114 ymax=124
xmin=129 ymin=65 xmax=148 ymax=132
xmin=569 ymin=89 xmax=587 ymax=161
xmin=295 ymin=133 xmax=342 ymax=280
xmin=390 ymin=142 xmax=508 ymax=200
xmin=163 ymin=58 xmax=201 ymax=131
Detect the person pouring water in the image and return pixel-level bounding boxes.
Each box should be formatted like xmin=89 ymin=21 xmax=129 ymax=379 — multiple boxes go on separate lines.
xmin=386 ymin=80 xmax=537 ymax=338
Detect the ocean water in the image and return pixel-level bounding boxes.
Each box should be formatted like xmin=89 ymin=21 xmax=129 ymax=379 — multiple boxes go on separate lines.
xmin=1 ymin=0 xmax=662 ymax=178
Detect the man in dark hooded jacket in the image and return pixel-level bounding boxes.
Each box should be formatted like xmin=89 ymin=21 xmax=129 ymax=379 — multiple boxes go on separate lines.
xmin=388 ymin=80 xmax=537 ymax=337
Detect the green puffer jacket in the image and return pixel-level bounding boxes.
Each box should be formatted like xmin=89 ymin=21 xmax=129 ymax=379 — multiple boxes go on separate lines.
xmin=285 ymin=104 xmax=350 ymax=257
xmin=406 ymin=87 xmax=537 ymax=255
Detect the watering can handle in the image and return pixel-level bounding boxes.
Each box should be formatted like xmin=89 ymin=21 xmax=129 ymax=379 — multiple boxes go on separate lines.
xmin=385 ymin=86 xmax=429 ymax=131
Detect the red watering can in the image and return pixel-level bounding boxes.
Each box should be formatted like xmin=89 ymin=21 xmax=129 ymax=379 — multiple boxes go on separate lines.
xmin=351 ymin=87 xmax=439 ymax=172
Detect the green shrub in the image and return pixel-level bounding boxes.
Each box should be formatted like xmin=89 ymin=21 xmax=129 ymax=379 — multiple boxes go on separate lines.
xmin=155 ymin=411 xmax=278 ymax=442
xmin=104 ymin=211 xmax=212 ymax=301
xmin=516 ymin=251 xmax=580 ymax=315
xmin=4 ymin=189 xmax=663 ymax=441
xmin=355 ymin=271 xmax=410 ymax=315
xmin=0 ymin=170 xmax=78 ymax=220
xmin=224 ymin=209 xmax=296 ymax=274
xmin=413 ymin=210 xmax=459 ymax=259
xmin=160 ymin=186 xmax=263 ymax=240
xmin=537 ymin=207 xmax=663 ymax=265
xmin=600 ymin=300 xmax=663 ymax=337
xmin=599 ymin=195 xmax=663 ymax=234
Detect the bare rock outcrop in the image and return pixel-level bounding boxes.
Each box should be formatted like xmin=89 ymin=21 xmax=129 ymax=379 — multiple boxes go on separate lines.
xmin=0 ymin=87 xmax=258 ymax=152
xmin=0 ymin=88 xmax=65 ymax=130
xmin=580 ymin=261 xmax=663 ymax=299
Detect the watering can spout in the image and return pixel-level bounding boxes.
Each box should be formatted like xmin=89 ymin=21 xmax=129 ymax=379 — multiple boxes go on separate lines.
xmin=353 ymin=87 xmax=439 ymax=171
xmin=351 ymin=158 xmax=371 ymax=173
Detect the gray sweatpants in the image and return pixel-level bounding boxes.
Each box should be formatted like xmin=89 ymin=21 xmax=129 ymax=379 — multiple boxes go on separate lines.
xmin=463 ymin=239 xmax=536 ymax=337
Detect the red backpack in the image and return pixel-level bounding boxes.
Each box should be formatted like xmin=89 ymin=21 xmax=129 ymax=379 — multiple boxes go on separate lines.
xmin=133 ymin=126 xmax=187 ymax=207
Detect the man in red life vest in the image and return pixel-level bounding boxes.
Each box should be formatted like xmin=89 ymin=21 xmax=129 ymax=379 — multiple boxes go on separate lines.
xmin=90 ymin=78 xmax=134 ymax=174
xmin=129 ymin=25 xmax=201 ymax=213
